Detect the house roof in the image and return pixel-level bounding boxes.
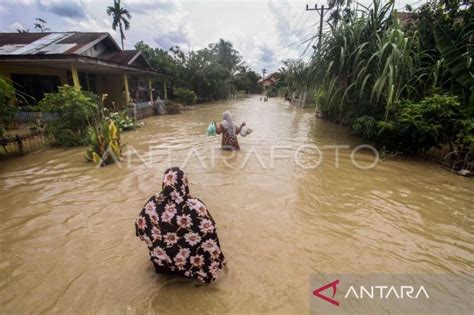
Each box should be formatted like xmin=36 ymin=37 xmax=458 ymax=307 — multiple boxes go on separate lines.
xmin=258 ymin=72 xmax=279 ymax=84
xmin=105 ymin=50 xmax=141 ymax=65
xmin=395 ymin=12 xmax=414 ymax=27
xmin=0 ymin=32 xmax=155 ymax=74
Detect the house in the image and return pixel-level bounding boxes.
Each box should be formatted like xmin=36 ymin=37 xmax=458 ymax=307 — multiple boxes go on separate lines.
xmin=0 ymin=32 xmax=157 ymax=109
xmin=394 ymin=12 xmax=414 ymax=28
xmin=258 ymin=72 xmax=279 ymax=89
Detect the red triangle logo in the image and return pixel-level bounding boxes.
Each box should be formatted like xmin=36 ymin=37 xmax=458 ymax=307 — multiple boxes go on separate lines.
xmin=313 ymin=279 xmax=340 ymax=306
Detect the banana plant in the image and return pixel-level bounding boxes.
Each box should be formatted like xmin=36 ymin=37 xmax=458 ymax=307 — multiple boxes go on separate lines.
xmin=85 ymin=119 xmax=122 ymax=167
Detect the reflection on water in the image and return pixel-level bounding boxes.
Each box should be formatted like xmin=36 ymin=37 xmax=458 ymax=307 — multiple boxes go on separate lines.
xmin=0 ymin=96 xmax=473 ymax=314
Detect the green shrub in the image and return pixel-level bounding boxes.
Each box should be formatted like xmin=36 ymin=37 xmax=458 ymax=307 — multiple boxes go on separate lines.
xmin=0 ymin=76 xmax=17 ymax=136
xmin=174 ymin=88 xmax=197 ymax=105
xmin=350 ymin=95 xmax=472 ymax=155
xmin=266 ymin=86 xmax=278 ymax=97
xmin=351 ymin=116 xmax=378 ymax=141
xmin=372 ymin=94 xmax=468 ymax=154
xmin=165 ymin=101 xmax=181 ymax=114
xmin=108 ymin=110 xmax=137 ymax=131
xmin=49 ymin=126 xmax=84 ymax=147
xmin=37 ymin=85 xmax=99 ymax=146
xmin=397 ymin=95 xmax=461 ymax=152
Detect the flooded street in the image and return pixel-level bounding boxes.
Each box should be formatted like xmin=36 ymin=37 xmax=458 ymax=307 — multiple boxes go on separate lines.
xmin=0 ymin=96 xmax=473 ymax=314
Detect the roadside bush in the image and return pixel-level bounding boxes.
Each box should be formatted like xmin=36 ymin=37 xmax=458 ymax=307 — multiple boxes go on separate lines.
xmin=0 ymin=76 xmax=17 ymax=136
xmin=396 ymin=95 xmax=462 ymax=152
xmin=174 ymin=88 xmax=197 ymax=105
xmin=369 ymin=94 xmax=469 ymax=154
xmin=351 ymin=116 xmax=378 ymax=141
xmin=49 ymin=126 xmax=84 ymax=147
xmin=37 ymin=85 xmax=99 ymax=146
xmin=266 ymin=86 xmax=278 ymax=97
xmin=165 ymin=101 xmax=182 ymax=114
xmin=108 ymin=110 xmax=137 ymax=131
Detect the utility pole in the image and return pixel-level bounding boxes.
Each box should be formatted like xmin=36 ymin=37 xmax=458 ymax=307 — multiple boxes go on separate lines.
xmin=261 ymin=68 xmax=267 ymax=92
xmin=306 ymin=3 xmax=327 ymax=50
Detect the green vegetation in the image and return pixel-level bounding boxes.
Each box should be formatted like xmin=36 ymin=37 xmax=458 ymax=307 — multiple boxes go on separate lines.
xmin=0 ymin=76 xmax=17 ymax=137
xmin=135 ymin=39 xmax=262 ymax=102
xmin=85 ymin=119 xmax=121 ymax=166
xmin=107 ymin=110 xmax=138 ymax=131
xmin=275 ymin=0 xmax=473 ymax=168
xmin=174 ymin=88 xmax=197 ymax=105
xmin=164 ymin=101 xmax=182 ymax=115
xmin=37 ymin=85 xmax=99 ymax=146
xmin=36 ymin=86 xmax=126 ymax=167
xmin=353 ymin=94 xmax=472 ymax=155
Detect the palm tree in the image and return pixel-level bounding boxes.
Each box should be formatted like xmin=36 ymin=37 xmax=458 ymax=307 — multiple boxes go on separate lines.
xmin=106 ymin=0 xmax=131 ymax=49
xmin=210 ymin=39 xmax=241 ymax=72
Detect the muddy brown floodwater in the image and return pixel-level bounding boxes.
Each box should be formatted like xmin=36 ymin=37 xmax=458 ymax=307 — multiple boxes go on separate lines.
xmin=0 ymin=96 xmax=473 ymax=314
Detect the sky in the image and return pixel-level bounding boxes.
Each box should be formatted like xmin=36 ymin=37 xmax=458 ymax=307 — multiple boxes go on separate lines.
xmin=0 ymin=0 xmax=418 ymax=74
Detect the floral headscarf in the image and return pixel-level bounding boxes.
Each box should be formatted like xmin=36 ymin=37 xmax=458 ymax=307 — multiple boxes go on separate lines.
xmin=222 ymin=111 xmax=237 ymax=137
xmin=135 ymin=167 xmax=226 ymax=284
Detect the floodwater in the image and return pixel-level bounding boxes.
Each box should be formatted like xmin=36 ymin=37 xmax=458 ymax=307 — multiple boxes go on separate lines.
xmin=0 ymin=96 xmax=472 ymax=314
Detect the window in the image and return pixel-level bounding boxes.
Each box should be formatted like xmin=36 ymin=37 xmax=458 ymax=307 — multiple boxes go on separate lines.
xmin=10 ymin=73 xmax=60 ymax=104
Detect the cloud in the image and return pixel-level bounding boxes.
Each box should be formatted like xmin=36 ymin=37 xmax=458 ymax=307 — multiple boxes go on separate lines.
xmin=0 ymin=5 xmax=9 ymax=15
xmin=7 ymin=22 xmax=28 ymax=32
xmin=153 ymin=28 xmax=189 ymax=50
xmin=260 ymin=46 xmax=276 ymax=64
xmin=0 ymin=0 xmax=342 ymax=70
xmin=123 ymin=0 xmax=176 ymax=15
xmin=65 ymin=16 xmax=111 ymax=34
xmin=37 ymin=0 xmax=87 ymax=19
xmin=268 ymin=0 xmax=292 ymax=42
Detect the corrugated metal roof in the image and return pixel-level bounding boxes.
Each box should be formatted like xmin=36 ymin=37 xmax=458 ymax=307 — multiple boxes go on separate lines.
xmin=0 ymin=33 xmax=47 ymax=46
xmin=0 ymin=32 xmax=109 ymax=55
xmin=57 ymin=32 xmax=107 ymax=45
xmin=0 ymin=32 xmax=156 ymax=73
xmin=105 ymin=50 xmax=140 ymax=65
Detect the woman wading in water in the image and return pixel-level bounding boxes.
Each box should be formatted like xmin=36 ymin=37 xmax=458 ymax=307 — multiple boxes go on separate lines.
xmin=216 ymin=111 xmax=246 ymax=150
xmin=135 ymin=167 xmax=226 ymax=285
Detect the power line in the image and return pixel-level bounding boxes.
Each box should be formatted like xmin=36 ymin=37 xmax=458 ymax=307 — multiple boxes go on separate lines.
xmin=289 ymin=9 xmax=306 ymax=36
xmin=293 ymin=12 xmax=313 ymax=40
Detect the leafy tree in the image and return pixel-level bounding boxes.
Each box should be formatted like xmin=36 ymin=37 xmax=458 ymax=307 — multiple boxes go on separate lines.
xmin=245 ymin=70 xmax=263 ymax=93
xmin=209 ymin=39 xmax=242 ymax=72
xmin=135 ymin=39 xmax=261 ymax=101
xmin=135 ymin=41 xmax=178 ymax=99
xmin=37 ymin=85 xmax=100 ymax=146
xmin=174 ymin=88 xmax=197 ymax=105
xmin=106 ymin=0 xmax=131 ymax=49
xmin=233 ymin=72 xmax=253 ymax=92
xmin=0 ymin=76 xmax=17 ymax=136
xmin=34 ymin=18 xmax=50 ymax=32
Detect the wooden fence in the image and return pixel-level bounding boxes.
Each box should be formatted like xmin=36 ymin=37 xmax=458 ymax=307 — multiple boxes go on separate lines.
xmin=0 ymin=133 xmax=53 ymax=158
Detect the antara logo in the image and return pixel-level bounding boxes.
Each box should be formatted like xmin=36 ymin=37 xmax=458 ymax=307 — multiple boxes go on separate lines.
xmin=313 ymin=279 xmax=340 ymax=306
xmin=313 ymin=279 xmax=430 ymax=307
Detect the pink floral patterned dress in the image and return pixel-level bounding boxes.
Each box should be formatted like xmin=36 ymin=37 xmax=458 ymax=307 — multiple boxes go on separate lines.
xmin=135 ymin=167 xmax=226 ymax=284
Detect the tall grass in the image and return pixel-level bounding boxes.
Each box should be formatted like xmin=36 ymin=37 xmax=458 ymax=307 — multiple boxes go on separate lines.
xmin=310 ymin=0 xmax=435 ymax=123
